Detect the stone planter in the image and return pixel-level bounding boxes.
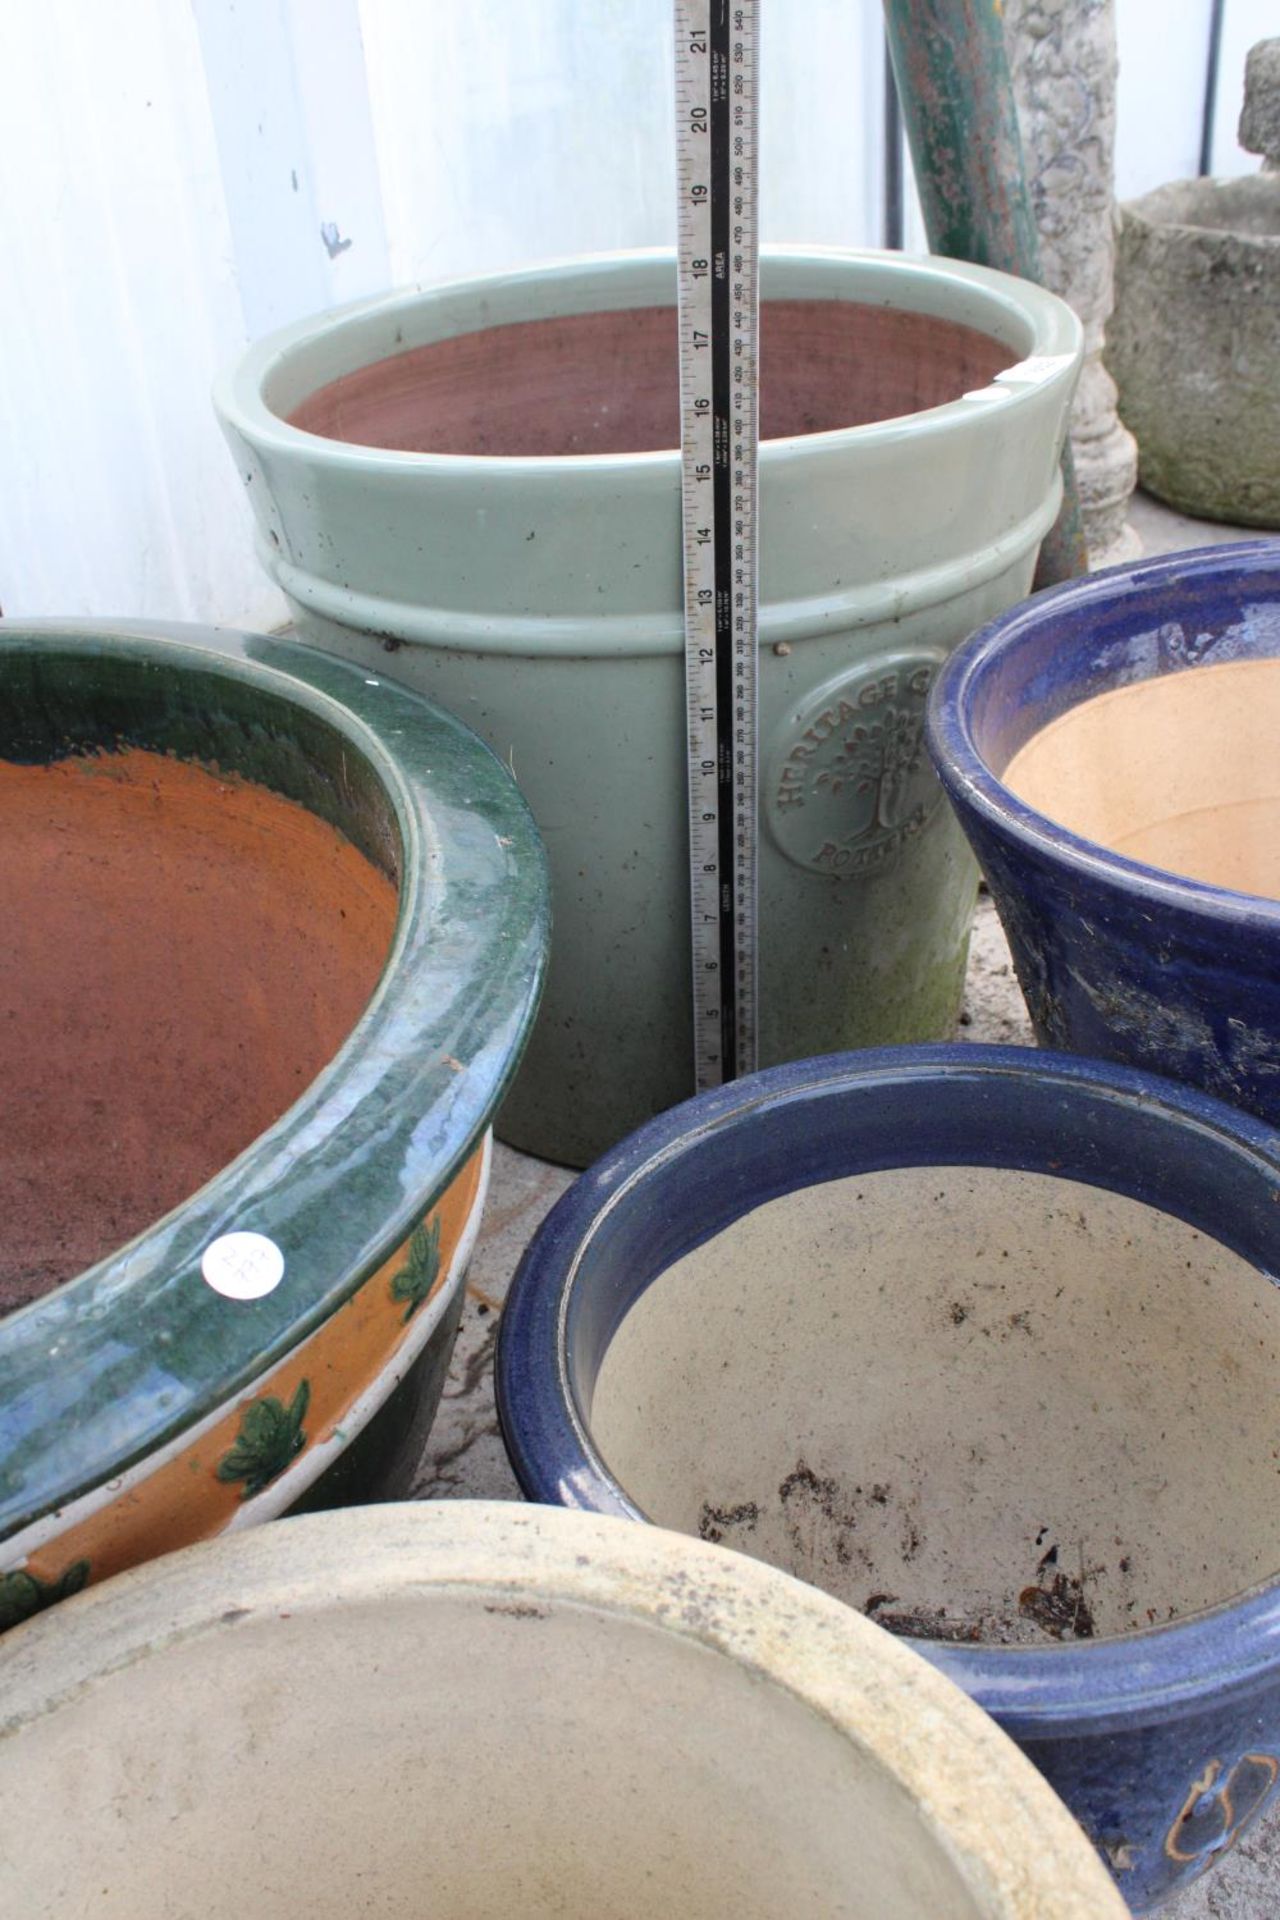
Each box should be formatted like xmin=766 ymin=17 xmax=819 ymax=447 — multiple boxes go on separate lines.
xmin=927 ymin=540 xmax=1280 ymax=1124
xmin=0 ymin=1501 xmax=1124 ymax=1918
xmin=1107 ymin=175 xmax=1280 ymax=526
xmin=216 ymin=248 xmax=1080 ymax=1165
xmin=0 ymin=621 xmax=546 ymax=1630
xmin=496 ymin=1045 xmax=1280 ymax=1911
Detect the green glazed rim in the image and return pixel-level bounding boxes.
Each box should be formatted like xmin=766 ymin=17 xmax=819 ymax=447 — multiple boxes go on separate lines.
xmin=0 ymin=620 xmax=548 ymax=1542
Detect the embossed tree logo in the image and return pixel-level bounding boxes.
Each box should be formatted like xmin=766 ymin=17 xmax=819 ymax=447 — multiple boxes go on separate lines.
xmin=816 ymin=703 xmax=924 ymax=832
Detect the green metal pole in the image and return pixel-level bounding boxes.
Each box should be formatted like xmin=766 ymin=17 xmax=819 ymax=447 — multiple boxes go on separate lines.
xmin=883 ymin=0 xmax=1088 ymax=585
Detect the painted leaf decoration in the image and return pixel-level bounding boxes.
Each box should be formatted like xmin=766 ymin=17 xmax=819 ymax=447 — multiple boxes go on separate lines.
xmin=216 ymin=1380 xmax=311 ymax=1499
xmin=390 ymin=1215 xmax=441 ymax=1323
xmin=0 ymin=1571 xmax=42 ymax=1634
xmin=0 ymin=1558 xmax=92 ymax=1634
xmin=57 ymin=1559 xmax=90 ymax=1601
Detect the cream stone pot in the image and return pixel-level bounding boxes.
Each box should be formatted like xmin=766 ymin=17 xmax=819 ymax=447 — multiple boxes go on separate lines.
xmin=0 ymin=1502 xmax=1124 ymax=1919
xmin=216 ymin=248 xmax=1081 ymax=1165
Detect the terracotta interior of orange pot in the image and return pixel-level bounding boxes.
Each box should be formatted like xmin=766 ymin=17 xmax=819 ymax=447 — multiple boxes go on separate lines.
xmin=0 ymin=746 xmax=398 ymax=1316
xmin=287 ymin=302 xmax=1016 ymax=455
xmin=1002 ymin=655 xmax=1280 ymax=900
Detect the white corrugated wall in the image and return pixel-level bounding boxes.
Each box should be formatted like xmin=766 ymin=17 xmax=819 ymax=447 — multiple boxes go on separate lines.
xmin=0 ymin=0 xmax=1271 ymax=629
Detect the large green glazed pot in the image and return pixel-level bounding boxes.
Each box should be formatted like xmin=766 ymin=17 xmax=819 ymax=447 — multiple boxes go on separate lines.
xmin=216 ymin=249 xmax=1081 ymax=1165
xmin=0 ymin=622 xmax=546 ymax=1630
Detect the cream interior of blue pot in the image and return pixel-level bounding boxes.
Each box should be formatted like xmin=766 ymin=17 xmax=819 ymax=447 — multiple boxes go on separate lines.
xmin=589 ymin=1161 xmax=1280 ymax=1643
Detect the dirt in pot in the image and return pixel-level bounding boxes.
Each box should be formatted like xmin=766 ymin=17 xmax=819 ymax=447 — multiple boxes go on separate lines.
xmin=287 ymin=302 xmax=1015 ymax=456
xmin=590 ymin=1166 xmax=1280 ymax=1645
xmin=0 ymin=748 xmax=397 ymax=1313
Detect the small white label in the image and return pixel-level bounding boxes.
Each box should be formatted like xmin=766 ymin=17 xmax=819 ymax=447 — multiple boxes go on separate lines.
xmin=201 ymin=1232 xmax=285 ymax=1301
xmin=995 ymin=352 xmax=1078 ymax=387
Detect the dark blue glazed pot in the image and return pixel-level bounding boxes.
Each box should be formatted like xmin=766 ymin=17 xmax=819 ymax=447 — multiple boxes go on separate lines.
xmin=496 ymin=1045 xmax=1280 ymax=1912
xmin=926 ymin=539 xmax=1280 ymax=1124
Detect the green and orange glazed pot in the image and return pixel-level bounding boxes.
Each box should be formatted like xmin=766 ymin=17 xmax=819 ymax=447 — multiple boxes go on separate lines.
xmin=0 ymin=621 xmax=547 ymax=1631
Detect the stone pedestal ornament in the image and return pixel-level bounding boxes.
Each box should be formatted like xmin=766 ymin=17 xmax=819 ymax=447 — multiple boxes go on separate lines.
xmin=1004 ymin=0 xmax=1140 ymax=568
xmin=1240 ymin=38 xmax=1280 ymax=170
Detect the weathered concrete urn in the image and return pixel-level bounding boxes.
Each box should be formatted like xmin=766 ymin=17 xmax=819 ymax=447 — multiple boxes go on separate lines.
xmin=1107 ymin=39 xmax=1280 ymax=527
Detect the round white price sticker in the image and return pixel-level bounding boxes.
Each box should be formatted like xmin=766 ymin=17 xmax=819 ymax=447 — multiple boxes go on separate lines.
xmin=201 ymin=1232 xmax=285 ymax=1301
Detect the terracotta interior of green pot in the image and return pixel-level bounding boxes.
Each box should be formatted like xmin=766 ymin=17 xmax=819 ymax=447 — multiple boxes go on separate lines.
xmin=0 ymin=659 xmax=400 ymax=1317
xmin=1002 ymin=655 xmax=1280 ymax=900
xmin=589 ymin=1164 xmax=1280 ymax=1643
xmin=287 ymin=302 xmax=1016 ymax=456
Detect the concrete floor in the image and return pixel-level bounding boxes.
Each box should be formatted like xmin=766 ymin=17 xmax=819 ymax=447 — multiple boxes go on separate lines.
xmin=410 ymin=495 xmax=1280 ymax=1917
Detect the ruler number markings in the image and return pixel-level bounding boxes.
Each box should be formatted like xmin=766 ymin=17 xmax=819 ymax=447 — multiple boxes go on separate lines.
xmin=676 ymin=0 xmax=759 ymax=1090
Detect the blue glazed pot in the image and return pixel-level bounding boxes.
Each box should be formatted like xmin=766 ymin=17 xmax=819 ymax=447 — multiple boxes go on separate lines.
xmin=496 ymin=1045 xmax=1280 ymax=1911
xmin=926 ymin=539 xmax=1280 ymax=1123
